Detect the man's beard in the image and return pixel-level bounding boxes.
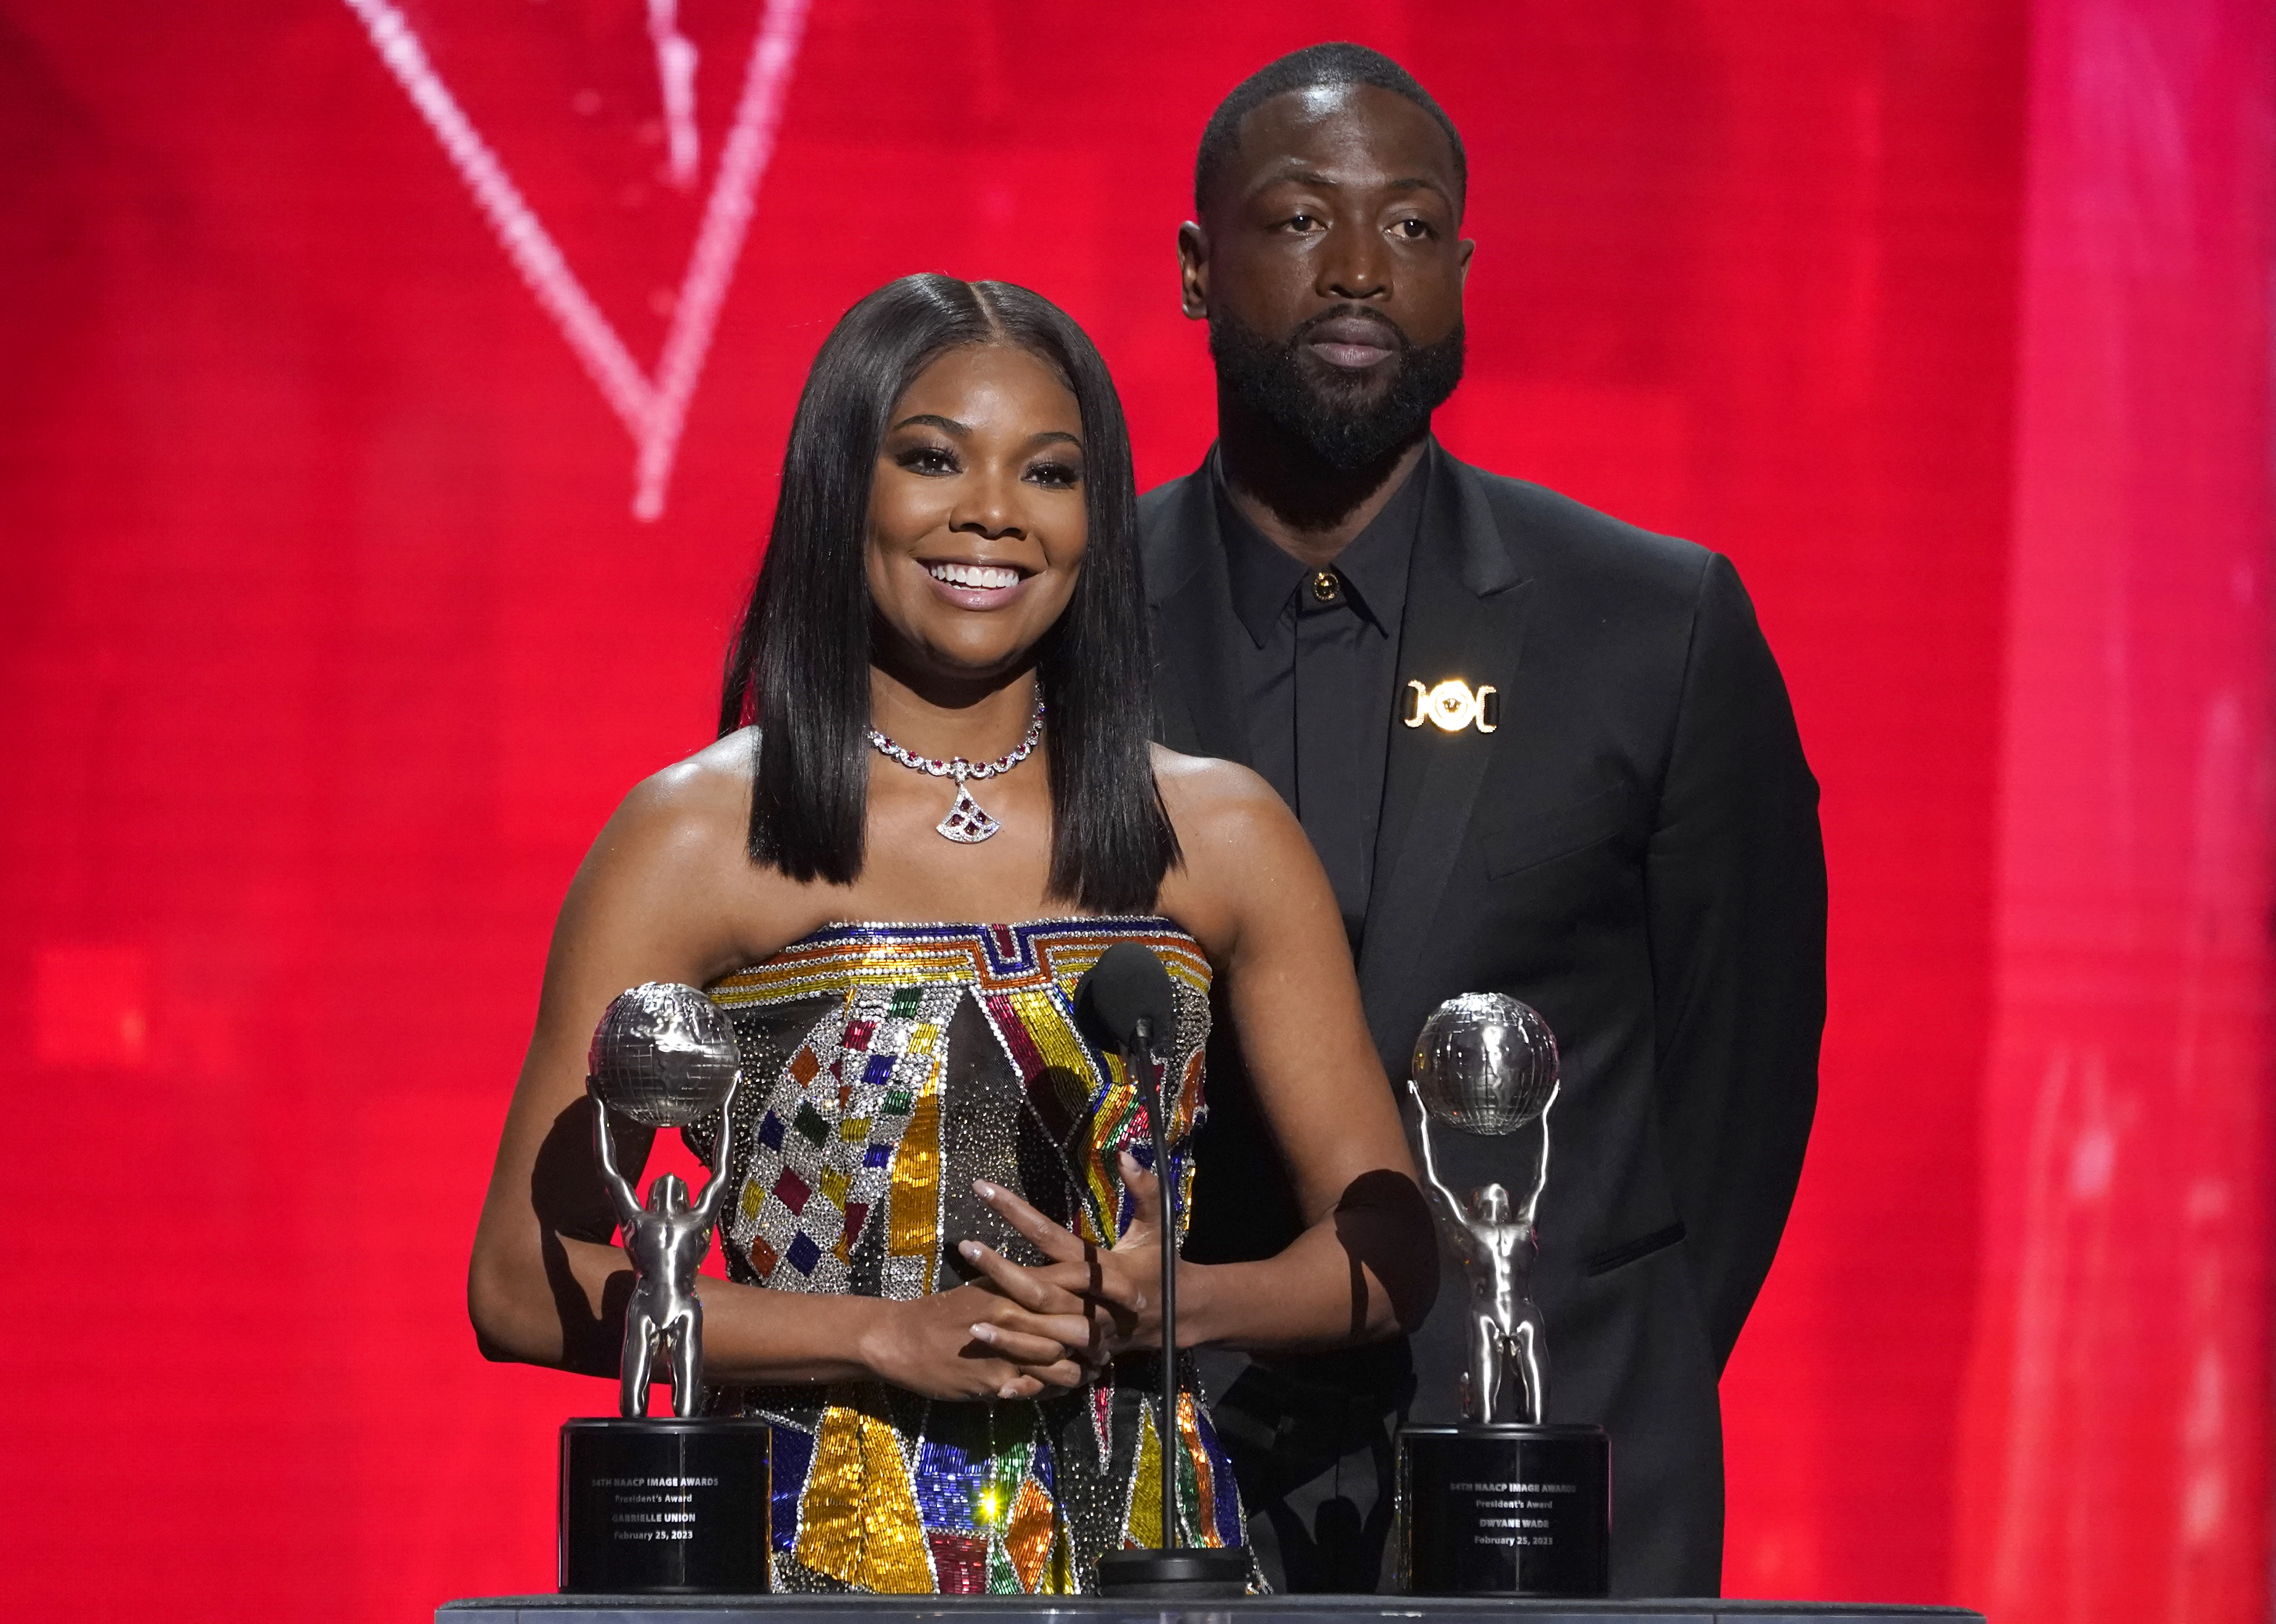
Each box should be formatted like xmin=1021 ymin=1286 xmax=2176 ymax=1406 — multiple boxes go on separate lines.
xmin=1209 ymin=306 xmax=1466 ymax=472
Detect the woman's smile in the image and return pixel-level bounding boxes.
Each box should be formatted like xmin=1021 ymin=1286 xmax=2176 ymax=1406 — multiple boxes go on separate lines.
xmin=922 ymin=557 xmax=1034 ymax=609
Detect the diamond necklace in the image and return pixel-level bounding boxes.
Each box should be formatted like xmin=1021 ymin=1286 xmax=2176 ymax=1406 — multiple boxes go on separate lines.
xmin=867 ymin=697 xmax=1046 ymax=844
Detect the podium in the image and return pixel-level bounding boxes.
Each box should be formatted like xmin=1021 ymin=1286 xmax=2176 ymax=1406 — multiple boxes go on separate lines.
xmin=441 ymin=1597 xmax=1983 ymax=1622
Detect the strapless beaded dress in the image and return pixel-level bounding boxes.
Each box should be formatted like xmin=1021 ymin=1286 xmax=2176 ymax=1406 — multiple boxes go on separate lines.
xmin=689 ymin=918 xmax=1252 ymax=1595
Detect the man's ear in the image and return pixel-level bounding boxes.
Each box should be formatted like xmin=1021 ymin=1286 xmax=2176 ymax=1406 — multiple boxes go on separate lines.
xmin=1178 ymin=221 xmax=1210 ymax=320
xmin=1458 ymin=236 xmax=1476 ymax=287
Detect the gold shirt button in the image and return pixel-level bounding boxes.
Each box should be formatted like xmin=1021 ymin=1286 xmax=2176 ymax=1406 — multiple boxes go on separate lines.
xmin=1311 ymin=569 xmax=1342 ymax=603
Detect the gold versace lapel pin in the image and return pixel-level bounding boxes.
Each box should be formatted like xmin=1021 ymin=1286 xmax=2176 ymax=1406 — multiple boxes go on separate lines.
xmin=1404 ymin=677 xmax=1499 ymax=734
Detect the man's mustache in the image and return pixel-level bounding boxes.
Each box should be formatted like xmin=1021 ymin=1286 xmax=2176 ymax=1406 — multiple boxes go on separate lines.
xmin=1291 ymin=305 xmax=1414 ymax=354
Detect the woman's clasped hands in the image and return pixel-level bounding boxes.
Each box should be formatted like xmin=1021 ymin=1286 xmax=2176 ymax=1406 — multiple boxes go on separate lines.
xmin=860 ymin=1150 xmax=1168 ymax=1403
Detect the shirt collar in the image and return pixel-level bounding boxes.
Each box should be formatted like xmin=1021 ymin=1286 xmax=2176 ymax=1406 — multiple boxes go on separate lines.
xmin=1213 ymin=447 xmax=1429 ymax=648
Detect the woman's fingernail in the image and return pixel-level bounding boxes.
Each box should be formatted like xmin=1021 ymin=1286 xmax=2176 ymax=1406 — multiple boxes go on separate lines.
xmin=974 ymin=1179 xmax=996 ymax=1198
xmin=970 ymin=1323 xmax=994 ymax=1343
xmin=959 ymin=1240 xmax=981 ymax=1260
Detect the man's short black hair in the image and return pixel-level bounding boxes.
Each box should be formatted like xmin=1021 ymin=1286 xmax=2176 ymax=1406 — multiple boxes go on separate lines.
xmin=1193 ymin=43 xmax=1467 ymax=218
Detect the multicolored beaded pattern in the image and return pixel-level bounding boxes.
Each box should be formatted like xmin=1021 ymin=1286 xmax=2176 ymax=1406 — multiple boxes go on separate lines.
xmin=697 ymin=918 xmax=1249 ymax=1595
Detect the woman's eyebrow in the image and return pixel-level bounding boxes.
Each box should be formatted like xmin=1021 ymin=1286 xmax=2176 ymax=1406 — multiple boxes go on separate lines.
xmin=1028 ymin=430 xmax=1083 ymax=450
xmin=891 ymin=412 xmax=968 ymax=435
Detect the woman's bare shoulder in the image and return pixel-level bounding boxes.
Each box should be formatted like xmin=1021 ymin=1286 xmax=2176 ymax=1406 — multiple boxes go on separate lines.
xmin=1150 ymin=744 xmax=1308 ymax=861
xmin=542 ymin=730 xmax=786 ymax=982
xmin=1151 ymin=745 xmax=1340 ymax=965
xmin=585 ymin=730 xmax=756 ymax=880
xmin=1152 ymin=743 xmax=1273 ymax=809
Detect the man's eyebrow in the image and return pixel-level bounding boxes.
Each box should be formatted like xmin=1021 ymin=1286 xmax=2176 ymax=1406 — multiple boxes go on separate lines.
xmin=892 ymin=413 xmax=967 ymax=434
xmin=1253 ymin=167 xmax=1455 ymax=202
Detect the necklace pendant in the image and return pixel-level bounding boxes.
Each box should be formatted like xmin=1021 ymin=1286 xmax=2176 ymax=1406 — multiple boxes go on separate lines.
xmin=937 ymin=776 xmax=1000 ymax=843
xmin=869 ymin=699 xmax=1042 ymax=844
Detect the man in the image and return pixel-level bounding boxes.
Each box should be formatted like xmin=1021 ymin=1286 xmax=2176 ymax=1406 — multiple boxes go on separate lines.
xmin=1142 ymin=44 xmax=1825 ymax=1597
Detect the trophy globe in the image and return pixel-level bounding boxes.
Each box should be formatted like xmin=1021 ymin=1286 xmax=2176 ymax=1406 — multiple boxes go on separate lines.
xmin=588 ymin=981 xmax=741 ymax=1129
xmin=1410 ymin=992 xmax=1559 ymax=1136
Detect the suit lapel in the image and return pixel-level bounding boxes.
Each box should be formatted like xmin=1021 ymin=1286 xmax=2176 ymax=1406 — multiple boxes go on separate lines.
xmin=1145 ymin=455 xmax=1253 ymax=767
xmin=1357 ymin=445 xmax=1536 ymax=1053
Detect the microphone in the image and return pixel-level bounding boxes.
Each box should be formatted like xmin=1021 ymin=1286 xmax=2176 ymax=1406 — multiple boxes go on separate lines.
xmin=1077 ymin=942 xmax=1247 ymax=1598
xmin=1076 ymin=940 xmax=1177 ymax=1058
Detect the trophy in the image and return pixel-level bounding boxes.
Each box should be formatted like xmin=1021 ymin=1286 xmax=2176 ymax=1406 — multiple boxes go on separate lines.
xmin=1395 ymin=993 xmax=1610 ymax=1597
xmin=557 ymin=983 xmax=772 ymax=1595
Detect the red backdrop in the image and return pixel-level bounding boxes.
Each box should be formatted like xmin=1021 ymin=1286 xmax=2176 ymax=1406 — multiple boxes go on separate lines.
xmin=1 ymin=3 xmax=2268 ymax=1620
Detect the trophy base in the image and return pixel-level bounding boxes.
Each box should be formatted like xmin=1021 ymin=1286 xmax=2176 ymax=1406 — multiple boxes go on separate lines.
xmin=558 ymin=1417 xmax=771 ymax=1594
xmin=1094 ymin=1546 xmax=1251 ymax=1599
xmin=1396 ymin=1423 xmax=1610 ymax=1597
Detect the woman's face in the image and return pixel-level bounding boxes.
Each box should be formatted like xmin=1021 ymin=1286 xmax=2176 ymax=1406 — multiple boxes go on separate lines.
xmin=866 ymin=342 xmax=1088 ymax=686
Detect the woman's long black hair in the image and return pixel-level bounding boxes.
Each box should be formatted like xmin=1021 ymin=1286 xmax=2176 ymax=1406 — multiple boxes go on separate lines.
xmin=718 ymin=274 xmax=1179 ymax=914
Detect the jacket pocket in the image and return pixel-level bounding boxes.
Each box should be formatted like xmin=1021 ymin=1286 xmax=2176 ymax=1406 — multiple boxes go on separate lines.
xmin=1583 ymin=1221 xmax=1686 ymax=1278
xmin=1485 ymin=782 xmax=1633 ymax=879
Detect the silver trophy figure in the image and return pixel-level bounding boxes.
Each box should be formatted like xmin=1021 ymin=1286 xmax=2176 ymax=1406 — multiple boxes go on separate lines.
xmin=1398 ymin=994 xmax=1606 ymax=1595
xmin=1409 ymin=992 xmax=1560 ymax=1425
xmin=557 ymin=985 xmax=771 ymax=1593
xmin=588 ymin=982 xmax=743 ymax=1420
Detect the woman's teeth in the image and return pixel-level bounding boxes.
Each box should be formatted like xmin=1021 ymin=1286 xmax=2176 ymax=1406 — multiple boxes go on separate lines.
xmin=928 ymin=562 xmax=1021 ymax=590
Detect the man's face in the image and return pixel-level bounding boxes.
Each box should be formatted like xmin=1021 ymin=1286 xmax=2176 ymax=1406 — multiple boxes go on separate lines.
xmin=1182 ymin=83 xmax=1474 ymax=468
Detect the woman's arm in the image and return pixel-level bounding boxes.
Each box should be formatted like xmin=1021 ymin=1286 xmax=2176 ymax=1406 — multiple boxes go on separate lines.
xmin=961 ymin=755 xmax=1438 ymax=1361
xmin=465 ymin=740 xmax=1085 ymax=1400
xmin=1172 ymin=764 xmax=1438 ymax=1350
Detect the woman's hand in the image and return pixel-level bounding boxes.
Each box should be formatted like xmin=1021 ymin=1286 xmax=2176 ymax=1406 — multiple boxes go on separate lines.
xmin=855 ymin=1278 xmax=1090 ymax=1402
xmin=954 ymin=1154 xmax=1167 ymax=1376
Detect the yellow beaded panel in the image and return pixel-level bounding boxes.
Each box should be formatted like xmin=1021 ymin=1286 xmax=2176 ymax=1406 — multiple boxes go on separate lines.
xmin=887 ymin=1060 xmax=942 ymax=1295
xmin=1124 ymin=1403 xmax=1163 ymax=1551
xmin=796 ymin=1388 xmax=935 ymax=1593
xmin=1000 ymin=982 xmax=1134 ymax=1248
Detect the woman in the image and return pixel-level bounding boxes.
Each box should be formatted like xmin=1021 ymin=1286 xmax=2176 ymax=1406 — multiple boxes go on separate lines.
xmin=468 ymin=274 xmax=1432 ymax=1594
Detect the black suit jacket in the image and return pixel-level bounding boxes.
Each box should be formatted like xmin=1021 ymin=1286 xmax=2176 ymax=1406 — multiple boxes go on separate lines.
xmin=1141 ymin=441 xmax=1826 ymax=1596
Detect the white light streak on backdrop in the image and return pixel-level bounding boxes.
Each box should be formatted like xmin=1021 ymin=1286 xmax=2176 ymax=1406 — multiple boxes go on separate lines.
xmin=341 ymin=0 xmax=811 ymax=520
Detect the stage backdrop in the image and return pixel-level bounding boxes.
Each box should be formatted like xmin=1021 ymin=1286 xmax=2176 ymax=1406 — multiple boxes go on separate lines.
xmin=0 ymin=3 xmax=2267 ymax=1621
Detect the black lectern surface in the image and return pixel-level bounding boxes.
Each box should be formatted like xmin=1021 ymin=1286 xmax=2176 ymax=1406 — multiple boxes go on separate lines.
xmin=441 ymin=1596 xmax=1981 ymax=1624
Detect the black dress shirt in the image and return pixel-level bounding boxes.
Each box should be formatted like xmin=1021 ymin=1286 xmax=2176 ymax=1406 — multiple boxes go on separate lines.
xmin=1216 ymin=455 xmax=1427 ymax=948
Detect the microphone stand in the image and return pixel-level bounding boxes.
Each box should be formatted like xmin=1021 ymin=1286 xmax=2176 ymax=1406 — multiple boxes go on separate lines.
xmin=1137 ymin=1015 xmax=1179 ymax=1555
xmin=1093 ymin=1017 xmax=1249 ymax=1598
